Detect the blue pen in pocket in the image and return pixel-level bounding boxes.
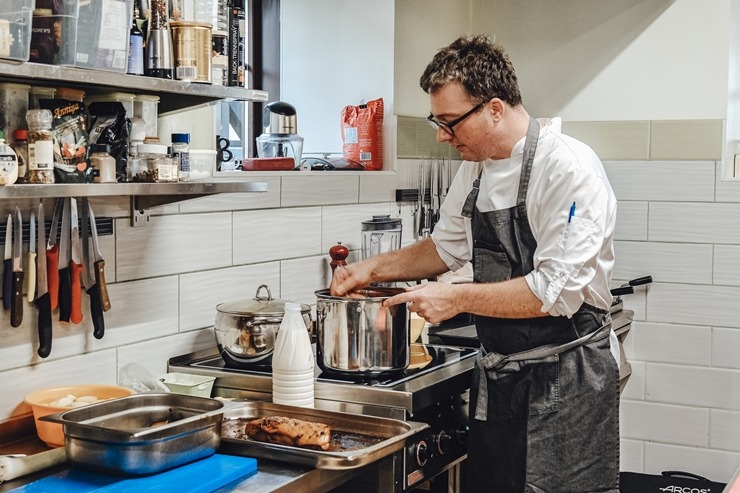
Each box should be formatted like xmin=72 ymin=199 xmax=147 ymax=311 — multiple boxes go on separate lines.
xmin=568 ymin=202 xmax=576 ymax=223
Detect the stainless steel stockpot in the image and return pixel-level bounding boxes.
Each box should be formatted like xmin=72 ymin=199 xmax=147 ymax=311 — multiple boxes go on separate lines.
xmin=315 ymin=288 xmax=409 ymax=378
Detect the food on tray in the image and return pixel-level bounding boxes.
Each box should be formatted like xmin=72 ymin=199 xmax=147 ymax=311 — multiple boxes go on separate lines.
xmin=245 ymin=416 xmax=331 ymax=450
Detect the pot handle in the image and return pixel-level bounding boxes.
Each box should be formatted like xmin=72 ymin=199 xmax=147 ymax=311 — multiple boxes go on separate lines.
xmin=254 ymin=284 xmax=273 ymax=301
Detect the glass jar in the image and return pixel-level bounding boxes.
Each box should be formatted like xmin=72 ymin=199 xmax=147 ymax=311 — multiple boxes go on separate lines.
xmin=25 ymin=109 xmax=55 ymax=184
xmin=131 ymin=143 xmax=177 ymax=182
xmin=171 ymin=133 xmax=190 ymax=181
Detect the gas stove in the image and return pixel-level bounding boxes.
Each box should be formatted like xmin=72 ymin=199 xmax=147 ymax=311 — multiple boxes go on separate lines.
xmin=169 ymin=344 xmax=476 ymax=491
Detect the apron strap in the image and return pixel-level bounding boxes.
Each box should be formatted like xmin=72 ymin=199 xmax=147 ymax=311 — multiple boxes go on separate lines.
xmin=474 ymin=321 xmax=612 ymax=421
xmin=461 ymin=173 xmax=481 ymax=219
xmin=516 ymin=118 xmax=540 ymax=205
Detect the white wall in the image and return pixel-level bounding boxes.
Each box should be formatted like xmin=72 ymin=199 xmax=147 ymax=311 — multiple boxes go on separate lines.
xmin=280 ymin=0 xmax=395 ymax=167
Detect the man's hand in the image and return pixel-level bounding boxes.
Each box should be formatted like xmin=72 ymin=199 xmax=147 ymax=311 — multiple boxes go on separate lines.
xmin=383 ymin=282 xmax=461 ymax=324
xmin=329 ymin=261 xmax=373 ymax=296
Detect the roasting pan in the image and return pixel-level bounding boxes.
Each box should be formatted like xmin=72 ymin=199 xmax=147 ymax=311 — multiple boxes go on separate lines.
xmin=219 ymin=401 xmax=427 ymax=469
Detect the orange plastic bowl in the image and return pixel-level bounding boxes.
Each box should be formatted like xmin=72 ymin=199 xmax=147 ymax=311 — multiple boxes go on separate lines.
xmin=24 ymin=384 xmax=135 ymax=447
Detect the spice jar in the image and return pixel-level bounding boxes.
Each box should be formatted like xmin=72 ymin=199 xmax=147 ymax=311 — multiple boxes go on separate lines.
xmin=0 ymin=131 xmax=19 ymax=185
xmin=90 ymin=143 xmax=116 ymax=183
xmin=131 ymin=143 xmax=177 ymax=182
xmin=171 ymin=133 xmax=190 ymax=181
xmin=26 ymin=109 xmax=55 ymax=184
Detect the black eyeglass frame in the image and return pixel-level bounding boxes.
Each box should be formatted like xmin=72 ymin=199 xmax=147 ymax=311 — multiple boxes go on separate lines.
xmin=427 ymin=101 xmax=486 ymax=136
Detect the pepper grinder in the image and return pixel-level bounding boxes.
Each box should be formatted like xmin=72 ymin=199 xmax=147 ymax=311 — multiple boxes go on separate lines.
xmin=329 ymin=242 xmax=349 ymax=274
xmin=145 ymin=0 xmax=174 ymax=79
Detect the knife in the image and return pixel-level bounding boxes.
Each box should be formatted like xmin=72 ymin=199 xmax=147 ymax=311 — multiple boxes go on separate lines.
xmin=35 ymin=202 xmax=52 ymax=358
xmin=26 ymin=212 xmax=36 ymax=303
xmin=10 ymin=206 xmax=23 ymax=327
xmin=87 ymin=203 xmax=111 ymax=313
xmin=3 ymin=214 xmax=11 ymax=310
xmin=46 ymin=198 xmax=63 ymax=310
xmin=81 ymin=198 xmax=104 ymax=339
xmin=57 ymin=198 xmax=71 ymax=324
xmin=69 ymin=198 xmax=83 ymax=325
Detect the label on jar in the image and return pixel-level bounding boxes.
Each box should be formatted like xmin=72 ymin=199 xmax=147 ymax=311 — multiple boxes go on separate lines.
xmin=0 ymin=149 xmax=18 ymax=185
xmin=28 ymin=141 xmax=54 ymax=170
xmin=156 ymin=159 xmax=174 ymax=181
xmin=177 ymin=151 xmax=190 ymax=172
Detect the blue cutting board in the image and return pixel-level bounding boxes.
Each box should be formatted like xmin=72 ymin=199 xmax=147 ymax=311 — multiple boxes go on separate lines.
xmin=10 ymin=454 xmax=258 ymax=493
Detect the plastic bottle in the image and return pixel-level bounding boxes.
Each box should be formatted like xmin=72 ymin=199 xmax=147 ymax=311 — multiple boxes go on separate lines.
xmin=10 ymin=129 xmax=28 ymax=183
xmin=90 ymin=143 xmax=117 ymax=183
xmin=0 ymin=131 xmax=19 ymax=185
xmin=171 ymin=133 xmax=190 ymax=181
xmin=272 ymin=302 xmax=314 ymax=408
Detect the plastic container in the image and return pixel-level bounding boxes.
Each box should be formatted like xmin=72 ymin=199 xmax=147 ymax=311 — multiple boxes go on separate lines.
xmin=189 ymin=149 xmax=216 ymax=180
xmin=29 ymin=0 xmax=79 ymax=65
xmin=159 ymin=373 xmax=215 ymax=397
xmin=23 ymin=384 xmax=135 ymax=447
xmin=29 ymin=86 xmax=56 ymax=109
xmin=130 ymin=143 xmax=176 ymax=182
xmin=55 ymin=87 xmax=85 ymax=102
xmin=50 ymin=0 xmax=133 ymax=72
xmin=0 ymin=0 xmax=34 ymax=62
xmin=90 ymin=143 xmax=116 ymax=183
xmin=272 ymin=302 xmax=314 ymax=408
xmin=86 ymin=92 xmax=135 ymax=119
xmin=256 ymin=133 xmax=303 ymax=169
xmin=0 ymin=83 xmax=30 ymax=149
xmin=133 ymin=94 xmax=160 ymax=139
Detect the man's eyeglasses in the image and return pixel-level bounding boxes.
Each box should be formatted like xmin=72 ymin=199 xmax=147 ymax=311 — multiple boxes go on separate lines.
xmin=427 ymin=101 xmax=485 ymax=136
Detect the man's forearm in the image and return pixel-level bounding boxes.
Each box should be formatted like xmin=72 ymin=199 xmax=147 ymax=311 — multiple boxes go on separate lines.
xmin=371 ymin=238 xmax=449 ymax=283
xmin=453 ymin=277 xmax=546 ymax=319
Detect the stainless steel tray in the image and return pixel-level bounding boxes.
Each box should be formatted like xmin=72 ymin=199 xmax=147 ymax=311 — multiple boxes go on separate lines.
xmin=219 ymin=401 xmax=428 ymax=470
xmin=41 ymin=393 xmax=224 ymax=476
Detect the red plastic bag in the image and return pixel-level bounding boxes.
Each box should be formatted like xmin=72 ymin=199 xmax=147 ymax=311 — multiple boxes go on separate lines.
xmin=341 ymin=98 xmax=384 ymax=171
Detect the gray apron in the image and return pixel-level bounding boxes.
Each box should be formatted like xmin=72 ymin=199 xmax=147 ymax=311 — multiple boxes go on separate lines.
xmin=463 ymin=118 xmax=620 ymax=492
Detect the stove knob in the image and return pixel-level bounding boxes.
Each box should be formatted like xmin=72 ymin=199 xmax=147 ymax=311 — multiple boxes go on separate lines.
xmin=415 ymin=440 xmax=429 ymax=466
xmin=455 ymin=424 xmax=469 ymax=444
xmin=435 ymin=431 xmax=452 ymax=455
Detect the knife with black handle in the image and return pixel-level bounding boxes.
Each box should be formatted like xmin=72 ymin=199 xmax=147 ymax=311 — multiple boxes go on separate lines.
xmin=36 ymin=202 xmax=52 ymax=358
xmin=81 ymin=197 xmax=104 ymax=339
xmin=57 ymin=198 xmax=72 ymax=324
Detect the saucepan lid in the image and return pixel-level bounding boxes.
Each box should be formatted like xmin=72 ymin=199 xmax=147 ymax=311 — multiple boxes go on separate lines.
xmin=217 ymin=284 xmax=310 ymax=317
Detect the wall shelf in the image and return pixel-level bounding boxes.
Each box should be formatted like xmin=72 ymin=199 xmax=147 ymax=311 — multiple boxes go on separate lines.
xmin=0 ymin=61 xmax=268 ymax=115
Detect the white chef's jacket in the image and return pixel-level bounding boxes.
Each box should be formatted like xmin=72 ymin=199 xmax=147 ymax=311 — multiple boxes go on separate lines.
xmin=431 ymin=117 xmax=617 ymax=318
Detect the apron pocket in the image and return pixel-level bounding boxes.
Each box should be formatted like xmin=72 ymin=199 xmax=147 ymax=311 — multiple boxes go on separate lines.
xmin=486 ymin=357 xmax=560 ymax=421
xmin=473 ymin=241 xmax=511 ymax=283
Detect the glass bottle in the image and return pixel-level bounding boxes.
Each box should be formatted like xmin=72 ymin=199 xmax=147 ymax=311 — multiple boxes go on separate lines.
xmin=171 ymin=133 xmax=190 ymax=182
xmin=127 ymin=5 xmax=145 ymax=76
xmin=10 ymin=129 xmax=28 ymax=183
xmin=25 ymin=109 xmax=55 ymax=184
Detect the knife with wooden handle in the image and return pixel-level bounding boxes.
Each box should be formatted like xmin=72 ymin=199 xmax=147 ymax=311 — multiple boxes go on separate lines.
xmin=57 ymin=198 xmax=71 ymax=324
xmin=81 ymin=198 xmax=104 ymax=339
xmin=36 ymin=202 xmax=52 ymax=358
xmin=88 ymin=204 xmax=110 ymax=313
xmin=3 ymin=214 xmax=11 ymax=311
xmin=46 ymin=198 xmax=62 ymax=310
xmin=10 ymin=205 xmax=23 ymax=327
xmin=69 ymin=198 xmax=83 ymax=324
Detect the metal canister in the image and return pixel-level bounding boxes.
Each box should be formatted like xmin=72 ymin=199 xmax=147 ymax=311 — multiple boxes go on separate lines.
xmin=170 ymin=21 xmax=213 ymax=84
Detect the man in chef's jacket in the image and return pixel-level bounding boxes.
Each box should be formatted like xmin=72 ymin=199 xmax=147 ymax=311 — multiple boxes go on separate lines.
xmin=331 ymin=34 xmax=619 ymax=492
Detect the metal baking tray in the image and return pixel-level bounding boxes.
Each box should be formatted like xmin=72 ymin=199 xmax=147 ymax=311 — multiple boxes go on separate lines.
xmin=219 ymin=401 xmax=428 ymax=470
xmin=41 ymin=393 xmax=224 ymax=476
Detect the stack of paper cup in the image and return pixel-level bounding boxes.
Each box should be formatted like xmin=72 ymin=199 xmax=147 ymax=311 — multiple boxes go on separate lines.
xmin=272 ymin=302 xmax=314 ymax=408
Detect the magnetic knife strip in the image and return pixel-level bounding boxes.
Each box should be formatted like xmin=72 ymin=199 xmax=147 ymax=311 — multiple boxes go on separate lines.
xmin=0 ymin=216 xmax=114 ymax=245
